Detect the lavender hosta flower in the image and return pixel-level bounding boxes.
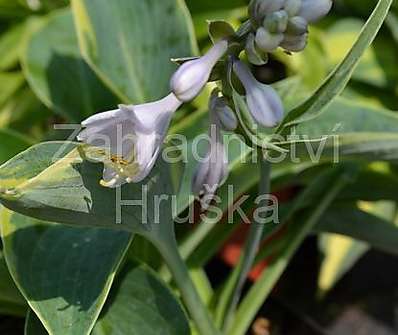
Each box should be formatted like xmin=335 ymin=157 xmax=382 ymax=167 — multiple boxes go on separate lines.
xmin=209 ymin=91 xmax=238 ymax=131
xmin=78 ymin=93 xmax=182 ymax=188
xmin=170 ymin=40 xmax=228 ymax=102
xmin=192 ymin=94 xmax=230 ymax=207
xmin=233 ymin=60 xmax=283 ymax=128
xmin=298 ymin=0 xmax=332 ymax=23
xmin=192 ymin=132 xmax=228 ymax=208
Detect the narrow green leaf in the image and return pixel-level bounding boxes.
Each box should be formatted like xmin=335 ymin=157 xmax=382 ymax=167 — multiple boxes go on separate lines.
xmin=278 ymin=0 xmax=393 ymax=129
xmin=315 ymin=204 xmax=398 ymax=256
xmin=229 ymin=167 xmax=355 ymax=335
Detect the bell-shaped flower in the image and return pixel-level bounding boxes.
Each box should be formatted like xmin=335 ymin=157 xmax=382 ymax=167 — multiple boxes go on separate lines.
xmin=298 ymin=0 xmax=332 ymax=23
xmin=233 ymin=60 xmax=283 ymax=128
xmin=192 ymin=95 xmax=229 ymax=208
xmin=78 ymin=93 xmax=182 ymax=188
xmin=170 ymin=40 xmax=228 ymax=102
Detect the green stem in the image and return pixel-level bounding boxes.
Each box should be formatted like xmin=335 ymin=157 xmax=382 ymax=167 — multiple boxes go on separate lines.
xmin=229 ymin=169 xmax=352 ymax=335
xmin=153 ymin=233 xmax=220 ymax=335
xmin=216 ymin=154 xmax=271 ymax=331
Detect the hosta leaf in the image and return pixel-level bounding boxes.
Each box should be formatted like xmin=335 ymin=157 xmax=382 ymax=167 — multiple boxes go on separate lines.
xmin=25 ymin=310 xmax=48 ymax=335
xmin=0 ymin=0 xmax=31 ymax=18
xmin=315 ymin=203 xmax=398 ymax=256
xmin=0 ymin=250 xmax=26 ymax=316
xmin=0 ymin=72 xmax=24 ymax=107
xmin=0 ymin=87 xmax=50 ymax=133
xmin=318 ymin=234 xmax=368 ymax=294
xmin=25 ymin=263 xmax=190 ymax=335
xmin=0 ymin=129 xmax=33 ymax=165
xmin=22 ymin=10 xmax=118 ymax=122
xmin=71 ymin=0 xmax=197 ymax=103
xmin=0 ymin=142 xmax=175 ymax=235
xmin=92 ymin=262 xmax=190 ymax=335
xmin=1 ymin=210 xmax=132 ymax=335
xmin=0 ymin=23 xmax=25 ymax=71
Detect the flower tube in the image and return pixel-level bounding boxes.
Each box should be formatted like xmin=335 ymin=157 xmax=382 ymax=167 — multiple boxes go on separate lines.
xmin=192 ymin=93 xmax=230 ymax=207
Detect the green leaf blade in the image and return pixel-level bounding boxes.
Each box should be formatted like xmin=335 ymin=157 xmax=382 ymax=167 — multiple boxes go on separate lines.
xmin=71 ymin=0 xmax=198 ymax=103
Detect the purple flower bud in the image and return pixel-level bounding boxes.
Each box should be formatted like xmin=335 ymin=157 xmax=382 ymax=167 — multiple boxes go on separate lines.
xmin=281 ymin=33 xmax=308 ymax=52
xmin=170 ymin=40 xmax=228 ymax=102
xmin=299 ymin=0 xmax=332 ymax=23
xmin=233 ymin=60 xmax=284 ymax=128
xmin=255 ymin=27 xmax=284 ymax=52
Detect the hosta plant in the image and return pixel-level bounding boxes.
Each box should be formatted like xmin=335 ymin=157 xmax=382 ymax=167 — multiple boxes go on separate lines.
xmin=0 ymin=0 xmax=398 ymax=334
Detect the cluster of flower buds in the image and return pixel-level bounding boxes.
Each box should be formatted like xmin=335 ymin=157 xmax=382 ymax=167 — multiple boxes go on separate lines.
xmin=246 ymin=0 xmax=332 ymax=64
xmin=77 ymin=0 xmax=332 ymax=200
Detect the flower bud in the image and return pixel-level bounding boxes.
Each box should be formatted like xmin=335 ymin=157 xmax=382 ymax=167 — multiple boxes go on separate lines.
xmin=264 ymin=10 xmax=289 ymax=34
xmin=249 ymin=0 xmax=285 ymax=23
xmin=233 ymin=60 xmax=283 ymax=128
xmin=286 ymin=16 xmax=308 ymax=35
xmin=192 ymin=122 xmax=228 ymax=208
xmin=299 ymin=0 xmax=332 ymax=23
xmin=209 ymin=91 xmax=238 ymax=131
xmin=170 ymin=40 xmax=228 ymax=102
xmin=281 ymin=33 xmax=308 ymax=52
xmin=284 ymin=0 xmax=302 ymax=16
xmin=255 ymin=27 xmax=284 ymax=52
xmin=245 ymin=33 xmax=268 ymax=66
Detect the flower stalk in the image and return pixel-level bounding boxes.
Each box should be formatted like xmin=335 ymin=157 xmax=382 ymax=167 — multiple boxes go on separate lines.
xmin=150 ymin=230 xmax=220 ymax=335
xmin=215 ymin=152 xmax=271 ymax=331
